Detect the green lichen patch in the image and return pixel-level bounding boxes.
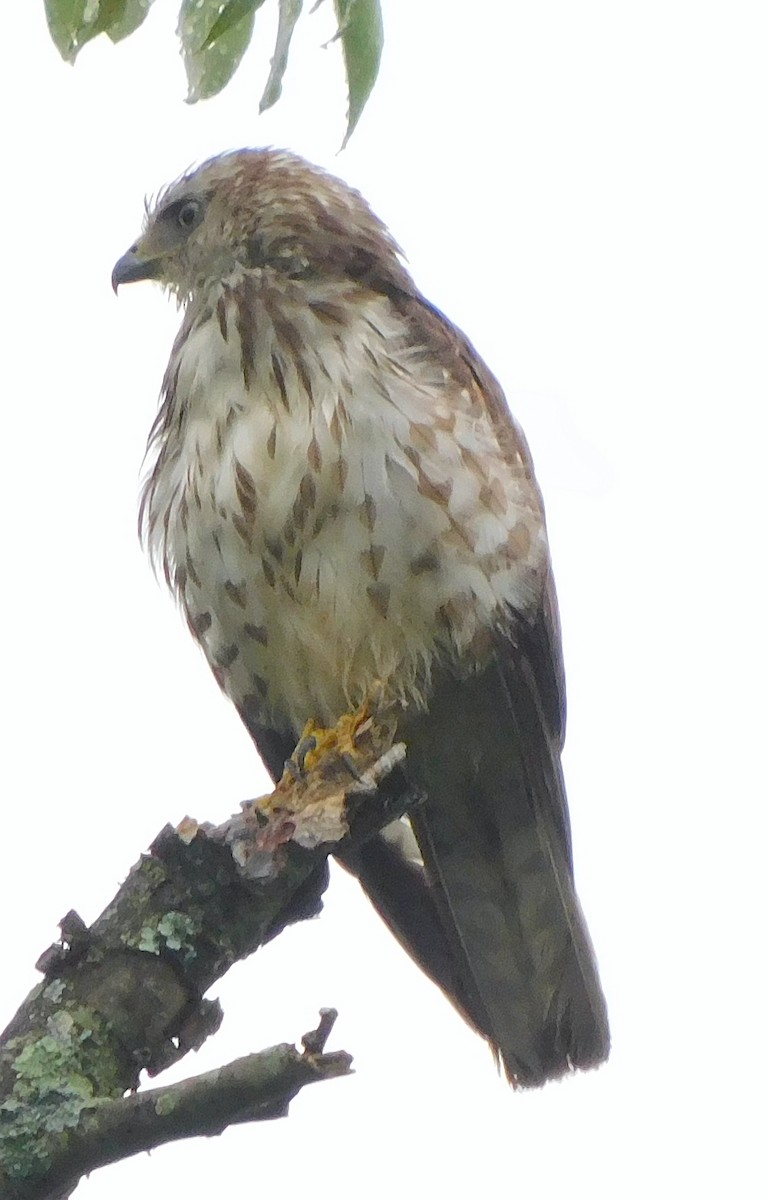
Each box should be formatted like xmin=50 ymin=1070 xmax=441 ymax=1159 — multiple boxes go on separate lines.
xmin=0 ymin=1008 xmax=119 ymax=1182
xmin=135 ymin=910 xmax=201 ymax=963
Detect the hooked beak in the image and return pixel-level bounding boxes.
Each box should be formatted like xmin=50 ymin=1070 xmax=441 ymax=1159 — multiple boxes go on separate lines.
xmin=111 ymin=244 xmax=162 ymax=293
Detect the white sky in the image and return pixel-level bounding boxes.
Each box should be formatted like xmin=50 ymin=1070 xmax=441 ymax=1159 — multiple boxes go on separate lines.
xmin=2 ymin=2 xmax=766 ymax=1196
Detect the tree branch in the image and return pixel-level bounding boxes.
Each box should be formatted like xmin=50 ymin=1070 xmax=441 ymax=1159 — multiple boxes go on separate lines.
xmin=0 ymin=704 xmax=416 ymax=1199
xmin=7 ymin=1011 xmax=351 ymax=1200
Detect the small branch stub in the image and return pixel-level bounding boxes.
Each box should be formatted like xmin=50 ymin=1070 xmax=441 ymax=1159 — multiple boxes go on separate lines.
xmin=302 ymin=1007 xmax=339 ymax=1057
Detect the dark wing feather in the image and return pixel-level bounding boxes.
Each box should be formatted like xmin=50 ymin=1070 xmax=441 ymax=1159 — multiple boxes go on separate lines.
xmin=378 ymin=289 xmax=609 ymax=1082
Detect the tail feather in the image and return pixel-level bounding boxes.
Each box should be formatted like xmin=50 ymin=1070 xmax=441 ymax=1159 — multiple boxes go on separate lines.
xmin=400 ymin=655 xmax=609 ymax=1086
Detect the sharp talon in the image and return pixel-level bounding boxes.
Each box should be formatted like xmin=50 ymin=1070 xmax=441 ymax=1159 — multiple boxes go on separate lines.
xmin=284 ymin=733 xmax=318 ymax=781
xmin=296 ymin=734 xmax=317 ymax=771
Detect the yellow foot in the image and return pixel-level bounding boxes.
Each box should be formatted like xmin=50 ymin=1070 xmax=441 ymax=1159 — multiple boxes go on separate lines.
xmin=248 ymin=697 xmax=401 ymax=850
xmin=294 ymin=699 xmax=382 ymax=778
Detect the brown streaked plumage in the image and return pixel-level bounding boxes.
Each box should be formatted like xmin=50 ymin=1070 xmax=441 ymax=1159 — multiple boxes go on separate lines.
xmin=113 ymin=147 xmax=609 ymax=1086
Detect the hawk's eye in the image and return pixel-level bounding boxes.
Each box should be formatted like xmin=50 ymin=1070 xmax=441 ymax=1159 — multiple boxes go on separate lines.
xmin=177 ymin=200 xmax=201 ymax=231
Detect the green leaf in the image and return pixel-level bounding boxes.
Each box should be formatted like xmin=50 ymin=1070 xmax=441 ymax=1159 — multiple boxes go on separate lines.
xmin=333 ymin=0 xmax=383 ymax=145
xmin=107 ymin=0 xmax=156 ymax=43
xmin=46 ymin=0 xmax=117 ymax=61
xmin=45 ymin=0 xmax=151 ymax=60
xmin=44 ymin=0 xmax=383 ymax=139
xmin=201 ymin=0 xmax=267 ymax=51
xmin=259 ymin=0 xmax=303 ymax=114
xmin=178 ymin=0 xmax=259 ymax=102
xmin=45 ymin=0 xmax=82 ymax=61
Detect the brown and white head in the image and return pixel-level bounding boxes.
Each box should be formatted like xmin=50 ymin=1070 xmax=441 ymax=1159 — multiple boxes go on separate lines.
xmin=112 ymin=148 xmax=407 ymax=302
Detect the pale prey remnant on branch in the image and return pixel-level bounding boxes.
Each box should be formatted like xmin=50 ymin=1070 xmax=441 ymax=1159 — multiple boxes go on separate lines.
xmin=112 ymin=147 xmax=610 ymax=1087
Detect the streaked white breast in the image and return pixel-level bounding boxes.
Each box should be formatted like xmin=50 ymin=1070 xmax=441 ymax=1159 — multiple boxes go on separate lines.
xmin=144 ymin=272 xmax=548 ymax=732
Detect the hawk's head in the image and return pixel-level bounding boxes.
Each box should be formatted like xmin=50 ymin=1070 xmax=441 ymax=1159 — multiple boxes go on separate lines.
xmin=112 ymin=148 xmax=406 ymax=301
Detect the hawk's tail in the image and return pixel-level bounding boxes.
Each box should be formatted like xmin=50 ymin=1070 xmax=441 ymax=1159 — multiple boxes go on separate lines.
xmin=342 ymin=655 xmax=609 ymax=1087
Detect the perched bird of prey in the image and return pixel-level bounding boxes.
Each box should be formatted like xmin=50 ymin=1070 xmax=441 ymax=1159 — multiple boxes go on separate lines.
xmin=113 ymin=148 xmax=609 ymax=1087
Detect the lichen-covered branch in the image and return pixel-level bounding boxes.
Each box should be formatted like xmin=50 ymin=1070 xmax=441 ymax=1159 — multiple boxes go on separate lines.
xmin=0 ymin=705 xmax=414 ymax=1198
xmin=4 ymin=1015 xmax=351 ymax=1200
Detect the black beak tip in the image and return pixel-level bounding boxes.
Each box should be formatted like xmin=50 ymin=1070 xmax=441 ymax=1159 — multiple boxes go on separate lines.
xmin=111 ymin=246 xmax=156 ymax=293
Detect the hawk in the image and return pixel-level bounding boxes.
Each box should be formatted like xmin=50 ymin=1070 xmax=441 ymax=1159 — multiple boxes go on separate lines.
xmin=112 ymin=149 xmax=609 ymax=1086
